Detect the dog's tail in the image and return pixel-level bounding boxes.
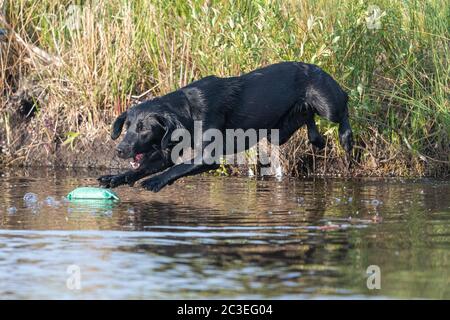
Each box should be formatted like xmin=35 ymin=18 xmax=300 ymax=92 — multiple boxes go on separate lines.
xmin=305 ymin=66 xmax=353 ymax=157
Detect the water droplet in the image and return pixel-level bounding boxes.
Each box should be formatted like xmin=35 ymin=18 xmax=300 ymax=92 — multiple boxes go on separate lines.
xmin=23 ymin=192 xmax=38 ymax=203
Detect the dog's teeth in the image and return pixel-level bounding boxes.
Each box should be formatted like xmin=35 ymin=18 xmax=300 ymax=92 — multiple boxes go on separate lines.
xmin=130 ymin=161 xmax=140 ymax=170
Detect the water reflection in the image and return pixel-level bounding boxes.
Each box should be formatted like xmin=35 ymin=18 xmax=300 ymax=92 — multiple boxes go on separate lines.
xmin=0 ymin=168 xmax=449 ymax=299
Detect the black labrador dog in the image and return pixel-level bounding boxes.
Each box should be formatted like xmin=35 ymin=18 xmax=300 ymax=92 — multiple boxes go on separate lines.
xmin=98 ymin=61 xmax=353 ymax=192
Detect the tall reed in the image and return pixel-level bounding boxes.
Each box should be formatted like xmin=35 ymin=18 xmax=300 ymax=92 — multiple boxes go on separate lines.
xmin=1 ymin=0 xmax=448 ymax=175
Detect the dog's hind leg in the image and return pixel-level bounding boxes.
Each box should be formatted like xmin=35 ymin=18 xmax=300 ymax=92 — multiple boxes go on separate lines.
xmin=306 ymin=114 xmax=326 ymax=150
xmin=338 ymin=115 xmax=353 ymax=158
xmin=268 ymin=106 xmax=325 ymax=150
xmin=305 ymin=68 xmax=353 ymax=156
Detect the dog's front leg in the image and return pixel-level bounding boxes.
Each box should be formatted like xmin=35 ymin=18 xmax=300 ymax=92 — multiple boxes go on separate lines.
xmin=98 ymin=169 xmax=151 ymax=188
xmin=141 ymin=157 xmax=218 ymax=192
xmin=98 ymin=150 xmax=173 ymax=188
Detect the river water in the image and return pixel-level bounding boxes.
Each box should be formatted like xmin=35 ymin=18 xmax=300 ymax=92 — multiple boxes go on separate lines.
xmin=0 ymin=168 xmax=449 ymax=299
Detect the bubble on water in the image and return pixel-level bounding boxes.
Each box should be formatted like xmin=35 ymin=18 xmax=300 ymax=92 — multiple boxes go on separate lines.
xmin=103 ymin=210 xmax=113 ymax=217
xmin=44 ymin=196 xmax=60 ymax=207
xmin=7 ymin=207 xmax=17 ymax=215
xmin=297 ymin=197 xmax=305 ymax=204
xmin=23 ymin=192 xmax=38 ymax=203
xmin=371 ymin=199 xmax=381 ymax=206
xmin=348 ymin=197 xmax=353 ymax=202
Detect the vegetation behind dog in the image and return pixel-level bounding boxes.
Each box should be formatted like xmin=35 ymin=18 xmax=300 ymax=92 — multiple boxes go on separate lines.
xmin=0 ymin=0 xmax=448 ymax=177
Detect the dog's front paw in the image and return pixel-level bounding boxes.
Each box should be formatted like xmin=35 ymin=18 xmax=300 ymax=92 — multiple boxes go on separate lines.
xmin=98 ymin=175 xmax=114 ymax=187
xmin=140 ymin=175 xmax=169 ymax=192
xmin=98 ymin=174 xmax=126 ymax=188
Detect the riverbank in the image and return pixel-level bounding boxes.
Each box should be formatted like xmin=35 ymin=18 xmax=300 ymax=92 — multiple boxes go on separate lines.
xmin=1 ymin=0 xmax=449 ymax=177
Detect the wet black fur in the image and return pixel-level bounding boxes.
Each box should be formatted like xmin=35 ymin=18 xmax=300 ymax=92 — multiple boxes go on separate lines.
xmin=98 ymin=62 xmax=353 ymax=192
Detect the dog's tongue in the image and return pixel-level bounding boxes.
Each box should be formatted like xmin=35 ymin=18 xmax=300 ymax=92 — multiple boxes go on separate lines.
xmin=130 ymin=153 xmax=143 ymax=170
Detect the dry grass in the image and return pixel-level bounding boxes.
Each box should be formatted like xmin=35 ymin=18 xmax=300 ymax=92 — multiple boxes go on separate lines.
xmin=0 ymin=0 xmax=449 ymax=176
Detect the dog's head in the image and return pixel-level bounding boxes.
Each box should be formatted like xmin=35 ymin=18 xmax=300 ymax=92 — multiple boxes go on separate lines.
xmin=111 ymin=102 xmax=181 ymax=169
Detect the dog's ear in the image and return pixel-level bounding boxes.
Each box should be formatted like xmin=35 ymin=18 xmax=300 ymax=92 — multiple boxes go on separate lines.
xmin=111 ymin=111 xmax=127 ymax=140
xmin=154 ymin=113 xmax=183 ymax=150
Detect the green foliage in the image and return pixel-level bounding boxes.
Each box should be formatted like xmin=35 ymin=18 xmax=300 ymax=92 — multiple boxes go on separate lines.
xmin=1 ymin=0 xmax=448 ymax=175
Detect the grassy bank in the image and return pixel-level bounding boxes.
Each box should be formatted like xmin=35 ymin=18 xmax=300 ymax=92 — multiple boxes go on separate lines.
xmin=1 ymin=0 xmax=449 ymax=176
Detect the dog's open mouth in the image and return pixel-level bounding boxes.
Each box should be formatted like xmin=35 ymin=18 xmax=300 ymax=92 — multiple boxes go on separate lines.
xmin=130 ymin=153 xmax=144 ymax=170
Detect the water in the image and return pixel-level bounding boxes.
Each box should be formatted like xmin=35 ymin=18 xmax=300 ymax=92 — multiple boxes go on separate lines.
xmin=0 ymin=168 xmax=449 ymax=299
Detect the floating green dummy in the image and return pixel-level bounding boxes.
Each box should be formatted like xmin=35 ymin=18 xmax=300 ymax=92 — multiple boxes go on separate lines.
xmin=67 ymin=187 xmax=120 ymax=201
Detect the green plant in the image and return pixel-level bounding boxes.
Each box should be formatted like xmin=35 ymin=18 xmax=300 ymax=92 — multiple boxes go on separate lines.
xmin=0 ymin=0 xmax=448 ymax=176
